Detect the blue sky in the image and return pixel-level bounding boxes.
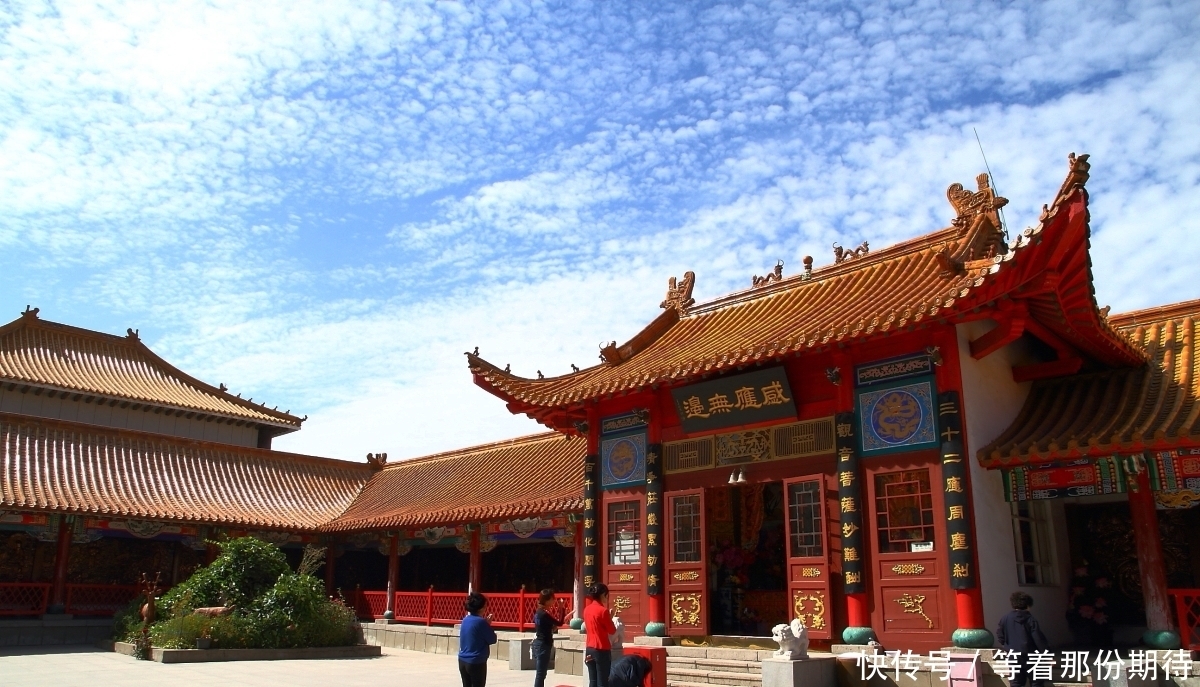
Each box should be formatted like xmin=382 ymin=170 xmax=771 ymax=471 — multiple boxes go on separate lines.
xmin=2 ymin=0 xmax=1198 ymax=461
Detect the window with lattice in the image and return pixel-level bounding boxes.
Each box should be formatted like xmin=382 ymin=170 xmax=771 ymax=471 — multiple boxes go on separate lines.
xmin=607 ymin=500 xmax=641 ymax=565
xmin=1011 ymin=500 xmax=1056 ymax=585
xmin=671 ymin=494 xmax=702 ymax=563
xmin=788 ymin=480 xmax=824 ymax=557
xmin=874 ymin=469 xmax=934 ymax=553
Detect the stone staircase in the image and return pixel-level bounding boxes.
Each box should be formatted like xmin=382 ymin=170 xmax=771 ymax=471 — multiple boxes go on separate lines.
xmin=663 ymin=646 xmax=767 ymax=687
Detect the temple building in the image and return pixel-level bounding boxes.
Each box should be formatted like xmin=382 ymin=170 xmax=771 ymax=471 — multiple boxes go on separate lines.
xmin=467 ymin=153 xmax=1198 ymax=651
xmin=1 ymin=152 xmax=1197 ymax=654
xmin=0 ymin=311 xmax=582 ymax=622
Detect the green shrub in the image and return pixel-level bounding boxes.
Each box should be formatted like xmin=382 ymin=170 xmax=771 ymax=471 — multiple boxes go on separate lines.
xmin=111 ymin=593 xmax=146 ymax=642
xmin=159 ymin=537 xmax=289 ymax=617
xmin=140 ymin=537 xmax=354 ymax=650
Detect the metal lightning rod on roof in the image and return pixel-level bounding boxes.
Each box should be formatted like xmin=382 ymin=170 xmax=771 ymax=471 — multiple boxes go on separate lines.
xmin=973 ymin=127 xmax=1009 ymax=241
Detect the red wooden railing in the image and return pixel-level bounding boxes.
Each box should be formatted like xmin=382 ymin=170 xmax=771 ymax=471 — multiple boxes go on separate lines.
xmin=351 ymin=587 xmax=574 ymax=631
xmin=0 ymin=583 xmax=50 ymax=616
xmin=1169 ymin=588 xmax=1200 ymax=650
xmin=65 ymin=584 xmax=142 ymax=616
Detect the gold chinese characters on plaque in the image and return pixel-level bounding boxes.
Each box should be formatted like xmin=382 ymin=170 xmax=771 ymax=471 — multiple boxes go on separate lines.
xmin=672 ymin=571 xmax=700 ymax=582
xmin=891 ymin=563 xmax=925 ymax=576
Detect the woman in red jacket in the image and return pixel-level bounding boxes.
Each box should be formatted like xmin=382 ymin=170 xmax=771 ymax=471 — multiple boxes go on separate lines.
xmin=583 ymin=583 xmax=617 ymax=687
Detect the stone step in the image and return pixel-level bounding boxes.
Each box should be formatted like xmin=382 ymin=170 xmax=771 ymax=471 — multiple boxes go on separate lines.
xmin=664 ymin=667 xmax=763 ymax=686
xmin=664 ymin=646 xmax=769 ymax=662
xmin=667 ymin=656 xmax=760 ymax=673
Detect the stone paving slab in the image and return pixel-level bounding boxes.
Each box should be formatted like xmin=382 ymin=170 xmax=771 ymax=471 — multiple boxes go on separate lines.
xmin=0 ymin=644 xmax=589 ymax=687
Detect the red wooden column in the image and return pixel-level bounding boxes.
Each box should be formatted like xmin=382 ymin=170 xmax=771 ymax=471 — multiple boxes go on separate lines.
xmin=935 ymin=327 xmax=992 ymax=647
xmin=48 ymin=516 xmax=72 ymax=614
xmin=833 ymin=350 xmax=873 ymax=641
xmin=384 ymin=534 xmax=399 ymax=620
xmin=324 ymin=539 xmax=337 ymax=596
xmin=469 ymin=528 xmax=482 ymax=593
xmin=1128 ymin=464 xmax=1181 ymax=649
xmin=645 ymin=402 xmax=665 ymax=633
xmin=573 ymin=518 xmax=584 ymax=624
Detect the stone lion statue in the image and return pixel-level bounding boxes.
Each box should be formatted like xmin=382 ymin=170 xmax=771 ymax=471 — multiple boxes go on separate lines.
xmin=771 ymin=618 xmax=809 ymax=660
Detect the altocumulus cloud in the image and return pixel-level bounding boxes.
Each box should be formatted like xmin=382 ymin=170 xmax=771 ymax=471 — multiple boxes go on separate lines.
xmin=0 ymin=0 xmax=1196 ymax=460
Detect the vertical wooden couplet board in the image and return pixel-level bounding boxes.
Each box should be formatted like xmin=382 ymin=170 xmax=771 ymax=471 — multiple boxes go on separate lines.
xmin=664 ymin=487 xmax=707 ymax=636
xmin=783 ymin=475 xmax=834 ymax=639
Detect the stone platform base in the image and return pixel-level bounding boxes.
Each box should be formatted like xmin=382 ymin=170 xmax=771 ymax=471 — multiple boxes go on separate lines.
xmin=0 ymin=618 xmax=113 ymax=647
xmin=108 ymin=641 xmax=380 ymax=663
xmin=763 ymin=656 xmax=836 ymax=687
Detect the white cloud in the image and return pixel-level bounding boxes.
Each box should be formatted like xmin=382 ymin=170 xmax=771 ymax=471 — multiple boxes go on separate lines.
xmin=1 ymin=0 xmax=1196 ymax=460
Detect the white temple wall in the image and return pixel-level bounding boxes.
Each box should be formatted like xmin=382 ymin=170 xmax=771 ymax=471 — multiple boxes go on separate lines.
xmin=956 ymin=320 xmax=1071 ymax=646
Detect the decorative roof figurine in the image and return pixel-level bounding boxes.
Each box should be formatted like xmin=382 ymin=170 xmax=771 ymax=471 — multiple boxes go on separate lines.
xmin=833 ymin=241 xmax=869 ymax=264
xmin=660 ymin=271 xmax=696 ymax=313
xmin=752 ymin=260 xmax=784 ymax=288
xmin=947 ymin=172 xmax=1008 ymax=228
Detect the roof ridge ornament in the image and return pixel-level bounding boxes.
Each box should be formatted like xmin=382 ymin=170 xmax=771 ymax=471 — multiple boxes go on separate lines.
xmin=126 ymin=328 xmax=140 ymax=340
xmin=21 ymin=305 xmax=39 ymax=319
xmin=947 ymin=172 xmax=1008 ymax=229
xmin=833 ymin=241 xmax=869 ymax=264
xmin=660 ymin=271 xmax=696 ymax=313
xmin=752 ymin=260 xmax=784 ymax=288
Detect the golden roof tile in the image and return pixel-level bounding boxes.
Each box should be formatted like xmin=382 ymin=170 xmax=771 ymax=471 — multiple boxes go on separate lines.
xmin=469 ymin=154 xmax=1144 ymax=419
xmin=979 ymin=298 xmax=1200 ymax=466
xmin=0 ymin=311 xmax=301 ymax=429
xmin=0 ymin=412 xmax=371 ymax=529
xmin=320 ymin=432 xmax=586 ymax=532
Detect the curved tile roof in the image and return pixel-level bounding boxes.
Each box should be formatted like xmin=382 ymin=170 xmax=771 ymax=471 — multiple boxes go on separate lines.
xmin=0 ymin=312 xmax=301 ymax=429
xmin=979 ymin=299 xmax=1200 ymax=466
xmin=321 ymin=432 xmax=586 ymax=532
xmin=0 ymin=412 xmax=369 ymax=529
xmin=469 ymin=154 xmax=1143 ymax=417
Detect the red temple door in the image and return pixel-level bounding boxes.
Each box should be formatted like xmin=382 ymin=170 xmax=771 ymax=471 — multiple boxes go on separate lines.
xmin=864 ymin=457 xmax=953 ymax=652
xmin=664 ymin=488 xmax=708 ymax=636
xmin=782 ymin=475 xmax=834 ymax=640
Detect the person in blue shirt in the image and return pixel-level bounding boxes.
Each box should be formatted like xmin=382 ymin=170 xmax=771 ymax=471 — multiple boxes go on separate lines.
xmin=458 ymin=592 xmax=497 ymax=687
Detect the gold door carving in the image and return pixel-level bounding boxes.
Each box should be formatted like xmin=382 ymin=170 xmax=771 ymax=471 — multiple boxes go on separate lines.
xmin=672 ymin=571 xmax=699 ymax=582
xmin=894 ymin=592 xmax=933 ymax=628
xmin=670 ymin=593 xmax=702 ymax=626
xmin=792 ymin=590 xmax=827 ymax=631
xmin=891 ymin=563 xmax=925 ymax=575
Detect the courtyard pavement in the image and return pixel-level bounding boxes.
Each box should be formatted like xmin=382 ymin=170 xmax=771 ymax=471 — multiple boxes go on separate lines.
xmin=0 ymin=645 xmax=589 ymax=687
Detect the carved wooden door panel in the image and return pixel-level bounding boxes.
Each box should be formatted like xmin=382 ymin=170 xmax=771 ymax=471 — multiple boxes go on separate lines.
xmin=602 ymin=493 xmax=645 ymax=635
xmin=864 ymin=459 xmax=953 ymax=652
xmin=782 ymin=475 xmax=833 ymax=640
xmin=664 ymin=488 xmax=707 ymax=636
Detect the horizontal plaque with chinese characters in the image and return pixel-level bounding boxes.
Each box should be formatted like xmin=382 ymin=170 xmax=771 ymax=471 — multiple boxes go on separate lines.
xmin=670 ymin=366 xmax=797 ymax=434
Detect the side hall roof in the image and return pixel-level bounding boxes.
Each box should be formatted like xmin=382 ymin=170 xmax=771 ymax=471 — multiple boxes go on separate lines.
xmin=979 ymin=299 xmax=1200 ymax=466
xmin=468 ymin=153 xmax=1144 ymax=428
xmin=319 ymin=432 xmax=586 ymax=533
xmin=0 ymin=310 xmax=302 ymax=431
xmin=0 ymin=411 xmax=371 ymax=529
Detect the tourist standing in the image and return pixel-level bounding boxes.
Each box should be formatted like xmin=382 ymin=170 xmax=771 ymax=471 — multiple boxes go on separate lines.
xmin=996 ymin=591 xmax=1049 ymax=687
xmin=532 ymin=588 xmax=563 ymax=687
xmin=458 ymin=592 xmax=497 ymax=687
xmin=583 ymin=583 xmax=617 ymax=687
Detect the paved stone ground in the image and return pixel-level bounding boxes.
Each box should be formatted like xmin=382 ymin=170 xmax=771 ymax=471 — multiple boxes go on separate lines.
xmin=0 ymin=645 xmax=589 ymax=687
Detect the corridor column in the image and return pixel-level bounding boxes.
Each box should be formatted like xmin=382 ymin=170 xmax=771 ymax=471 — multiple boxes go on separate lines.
xmin=469 ymin=527 xmax=482 ymax=593
xmin=324 ymin=538 xmax=337 ymax=596
xmin=1128 ymin=456 xmax=1181 ymax=649
xmin=47 ymin=516 xmax=73 ymax=615
xmin=384 ymin=534 xmax=399 ymax=620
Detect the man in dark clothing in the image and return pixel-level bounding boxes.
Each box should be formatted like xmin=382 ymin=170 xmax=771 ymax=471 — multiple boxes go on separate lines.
xmin=996 ymin=592 xmax=1050 ymax=687
xmin=609 ymin=654 xmax=652 ymax=687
